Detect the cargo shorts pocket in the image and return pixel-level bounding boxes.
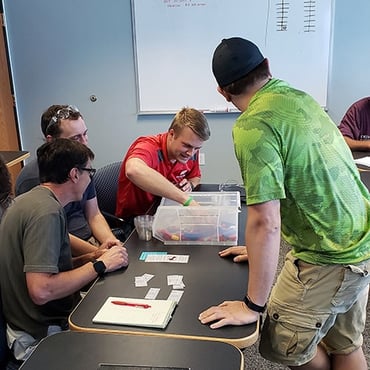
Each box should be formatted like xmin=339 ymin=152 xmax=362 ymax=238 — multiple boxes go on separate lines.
xmin=262 ymin=301 xmax=331 ymax=361
xmin=331 ymin=262 xmax=370 ymax=308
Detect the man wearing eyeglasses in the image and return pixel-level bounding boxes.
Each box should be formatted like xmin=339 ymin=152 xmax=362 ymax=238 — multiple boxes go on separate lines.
xmin=15 ymin=104 xmax=122 ymax=259
xmin=0 ymin=139 xmax=129 ymax=362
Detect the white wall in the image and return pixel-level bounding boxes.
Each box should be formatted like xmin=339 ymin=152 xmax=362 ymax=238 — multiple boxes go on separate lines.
xmin=326 ymin=0 xmax=370 ymax=123
xmin=3 ymin=0 xmax=370 ymax=183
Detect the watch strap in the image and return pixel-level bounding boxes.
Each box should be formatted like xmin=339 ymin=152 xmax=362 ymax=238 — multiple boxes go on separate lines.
xmin=243 ymin=295 xmax=266 ymax=313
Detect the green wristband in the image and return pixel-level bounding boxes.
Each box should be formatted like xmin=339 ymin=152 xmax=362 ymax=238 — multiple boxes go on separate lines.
xmin=183 ymin=196 xmax=193 ymax=206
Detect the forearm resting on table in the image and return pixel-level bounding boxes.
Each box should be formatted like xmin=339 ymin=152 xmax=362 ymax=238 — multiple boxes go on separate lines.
xmin=72 ymin=252 xmax=96 ymax=268
xmin=84 ymin=197 xmax=122 ymax=244
xmin=87 ymin=211 xmax=118 ymax=244
xmin=343 ymin=136 xmax=370 ymax=151
xmin=26 ymin=264 xmax=99 ymax=305
xmin=27 ymin=246 xmax=128 ymax=305
xmin=70 ymin=233 xmax=97 ymax=256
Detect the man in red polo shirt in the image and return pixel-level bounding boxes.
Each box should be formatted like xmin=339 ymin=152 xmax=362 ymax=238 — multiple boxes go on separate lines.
xmin=116 ymin=107 xmax=210 ymax=220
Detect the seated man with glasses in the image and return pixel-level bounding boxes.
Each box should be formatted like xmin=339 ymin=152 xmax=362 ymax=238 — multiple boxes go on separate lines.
xmin=0 ymin=139 xmax=128 ymax=362
xmin=15 ymin=105 xmax=123 ymax=258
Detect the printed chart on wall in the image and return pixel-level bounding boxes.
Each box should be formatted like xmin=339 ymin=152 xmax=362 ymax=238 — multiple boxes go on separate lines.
xmin=132 ymin=0 xmax=333 ymax=114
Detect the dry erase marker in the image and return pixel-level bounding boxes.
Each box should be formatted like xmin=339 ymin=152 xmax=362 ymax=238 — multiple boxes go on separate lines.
xmin=111 ymin=300 xmax=151 ymax=309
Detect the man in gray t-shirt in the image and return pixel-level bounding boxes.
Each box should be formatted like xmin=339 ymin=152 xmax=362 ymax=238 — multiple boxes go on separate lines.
xmin=0 ymin=139 xmax=129 ymax=361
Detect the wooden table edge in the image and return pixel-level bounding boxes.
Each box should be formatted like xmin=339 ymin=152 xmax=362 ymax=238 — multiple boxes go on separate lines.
xmin=68 ymin=317 xmax=259 ymax=351
xmin=5 ymin=151 xmax=30 ymax=167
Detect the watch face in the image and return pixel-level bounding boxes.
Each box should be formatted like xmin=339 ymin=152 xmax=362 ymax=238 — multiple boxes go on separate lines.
xmin=94 ymin=261 xmax=106 ymax=275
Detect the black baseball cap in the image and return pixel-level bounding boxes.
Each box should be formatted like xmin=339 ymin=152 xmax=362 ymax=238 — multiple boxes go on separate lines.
xmin=212 ymin=37 xmax=265 ymax=87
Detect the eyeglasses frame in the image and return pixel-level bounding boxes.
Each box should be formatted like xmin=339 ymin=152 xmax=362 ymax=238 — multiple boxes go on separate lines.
xmin=78 ymin=167 xmax=96 ymax=179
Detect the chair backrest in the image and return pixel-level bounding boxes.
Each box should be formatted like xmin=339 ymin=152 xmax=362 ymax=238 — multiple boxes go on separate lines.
xmin=94 ymin=161 xmax=122 ymax=216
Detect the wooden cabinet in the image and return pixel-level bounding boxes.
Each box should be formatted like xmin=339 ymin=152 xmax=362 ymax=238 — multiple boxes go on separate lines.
xmin=0 ymin=13 xmax=22 ymax=186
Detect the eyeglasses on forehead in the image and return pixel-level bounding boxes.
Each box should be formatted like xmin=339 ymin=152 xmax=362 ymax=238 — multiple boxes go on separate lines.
xmin=47 ymin=105 xmax=80 ymax=133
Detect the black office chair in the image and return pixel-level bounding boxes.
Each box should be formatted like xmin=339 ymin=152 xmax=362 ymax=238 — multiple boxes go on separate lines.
xmin=94 ymin=161 xmax=133 ymax=242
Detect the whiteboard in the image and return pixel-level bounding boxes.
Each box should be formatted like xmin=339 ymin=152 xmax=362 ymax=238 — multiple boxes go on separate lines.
xmin=132 ymin=0 xmax=332 ymax=114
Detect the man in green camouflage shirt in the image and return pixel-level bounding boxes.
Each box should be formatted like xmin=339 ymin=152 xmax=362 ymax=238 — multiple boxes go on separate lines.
xmin=199 ymin=37 xmax=370 ymax=370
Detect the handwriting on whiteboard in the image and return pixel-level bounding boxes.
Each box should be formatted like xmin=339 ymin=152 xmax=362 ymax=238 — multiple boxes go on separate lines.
xmin=163 ymin=0 xmax=207 ymax=9
xmin=276 ymin=0 xmax=317 ymax=33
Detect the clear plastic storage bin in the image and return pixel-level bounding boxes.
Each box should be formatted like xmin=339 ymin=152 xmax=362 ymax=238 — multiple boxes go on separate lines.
xmin=152 ymin=192 xmax=240 ymax=245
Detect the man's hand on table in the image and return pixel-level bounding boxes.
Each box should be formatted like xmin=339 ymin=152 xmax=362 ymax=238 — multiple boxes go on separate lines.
xmin=199 ymin=300 xmax=259 ymax=329
xmin=219 ymin=246 xmax=248 ymax=263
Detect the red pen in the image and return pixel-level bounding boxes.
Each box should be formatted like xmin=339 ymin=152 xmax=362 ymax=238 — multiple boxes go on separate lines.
xmin=111 ymin=300 xmax=151 ymax=309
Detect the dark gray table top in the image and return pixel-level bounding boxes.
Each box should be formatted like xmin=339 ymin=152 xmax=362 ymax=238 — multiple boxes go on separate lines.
xmin=0 ymin=150 xmax=29 ymax=167
xmin=69 ymin=185 xmax=257 ymax=349
xmin=20 ymin=331 xmax=244 ymax=370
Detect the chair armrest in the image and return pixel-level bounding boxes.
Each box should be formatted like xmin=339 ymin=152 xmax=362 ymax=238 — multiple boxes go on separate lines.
xmin=101 ymin=211 xmax=127 ymax=229
xmin=101 ymin=211 xmax=134 ymax=242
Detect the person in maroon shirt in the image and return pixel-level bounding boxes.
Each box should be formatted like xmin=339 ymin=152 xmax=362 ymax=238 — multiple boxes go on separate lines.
xmin=338 ymin=97 xmax=370 ymax=151
xmin=116 ymin=107 xmax=210 ymax=220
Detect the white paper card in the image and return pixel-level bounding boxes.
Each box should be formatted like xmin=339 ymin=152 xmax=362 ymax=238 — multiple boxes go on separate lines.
xmin=354 ymin=156 xmax=370 ymax=167
xmin=145 ymin=254 xmax=189 ymax=263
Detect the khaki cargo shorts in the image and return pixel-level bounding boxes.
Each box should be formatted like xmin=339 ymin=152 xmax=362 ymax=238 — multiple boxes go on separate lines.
xmin=259 ymin=251 xmax=370 ymax=367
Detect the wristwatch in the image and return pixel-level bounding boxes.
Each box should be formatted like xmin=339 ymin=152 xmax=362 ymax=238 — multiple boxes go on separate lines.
xmin=243 ymin=295 xmax=266 ymax=313
xmin=92 ymin=260 xmax=106 ymax=276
